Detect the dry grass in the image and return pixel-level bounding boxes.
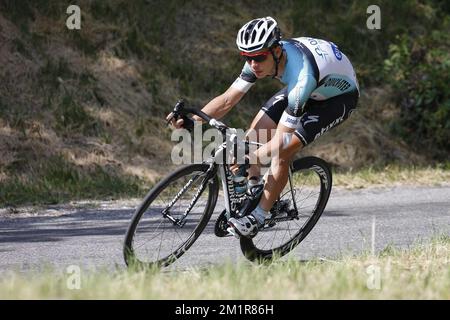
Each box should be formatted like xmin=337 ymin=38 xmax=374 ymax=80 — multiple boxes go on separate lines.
xmin=0 ymin=236 xmax=448 ymax=299
xmin=333 ymin=165 xmax=450 ymax=189
xmin=0 ymin=3 xmax=448 ymax=207
xmin=302 ymin=87 xmax=428 ymax=169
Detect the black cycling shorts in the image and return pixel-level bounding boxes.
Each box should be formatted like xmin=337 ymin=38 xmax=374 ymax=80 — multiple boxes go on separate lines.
xmin=261 ymin=87 xmax=359 ymax=146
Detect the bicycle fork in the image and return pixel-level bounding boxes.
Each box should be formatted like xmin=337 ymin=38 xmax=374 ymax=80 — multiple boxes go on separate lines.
xmin=162 ymin=164 xmax=216 ymax=227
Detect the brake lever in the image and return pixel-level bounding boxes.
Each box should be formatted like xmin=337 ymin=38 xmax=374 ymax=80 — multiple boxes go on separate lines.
xmin=166 ymin=112 xmax=179 ymax=126
xmin=167 ymin=100 xmax=185 ymax=126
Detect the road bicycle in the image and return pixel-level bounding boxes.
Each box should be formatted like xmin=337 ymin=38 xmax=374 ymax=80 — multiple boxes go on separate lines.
xmin=123 ymin=100 xmax=332 ymax=268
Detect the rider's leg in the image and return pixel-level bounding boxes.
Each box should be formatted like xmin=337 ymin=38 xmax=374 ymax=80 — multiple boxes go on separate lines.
xmin=256 ymin=90 xmax=359 ymax=213
xmin=229 ymin=90 xmax=359 ymax=237
xmin=258 ymin=133 xmax=303 ymax=212
xmin=246 ymin=110 xmax=277 ymax=179
xmin=246 ymin=87 xmax=288 ymax=179
xmin=228 ymin=133 xmax=302 ymax=237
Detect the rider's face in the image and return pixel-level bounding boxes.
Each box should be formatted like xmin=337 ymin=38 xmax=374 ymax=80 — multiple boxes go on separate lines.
xmin=241 ymin=49 xmax=274 ymax=79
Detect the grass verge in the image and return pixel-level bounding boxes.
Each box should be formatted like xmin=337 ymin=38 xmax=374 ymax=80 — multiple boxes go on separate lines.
xmin=333 ymin=164 xmax=450 ymax=189
xmin=1 ymin=236 xmax=448 ymax=299
xmin=0 ymin=155 xmax=146 ymax=207
xmin=1 ymin=163 xmax=449 ymax=207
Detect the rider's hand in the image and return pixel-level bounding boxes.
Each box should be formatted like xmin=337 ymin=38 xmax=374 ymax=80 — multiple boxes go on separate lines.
xmin=230 ymin=155 xmax=250 ymax=176
xmin=230 ymin=159 xmax=239 ymax=175
xmin=166 ymin=113 xmax=194 ymax=131
xmin=166 ymin=112 xmax=183 ymax=129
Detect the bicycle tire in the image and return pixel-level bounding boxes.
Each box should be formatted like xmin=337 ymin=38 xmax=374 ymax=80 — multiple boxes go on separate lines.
xmin=240 ymin=156 xmax=332 ymax=262
xmin=124 ymin=163 xmax=218 ymax=268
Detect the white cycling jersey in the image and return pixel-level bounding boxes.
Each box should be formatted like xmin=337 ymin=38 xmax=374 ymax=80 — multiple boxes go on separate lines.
xmin=231 ymin=37 xmax=359 ymax=119
xmin=292 ymin=37 xmax=359 ymax=99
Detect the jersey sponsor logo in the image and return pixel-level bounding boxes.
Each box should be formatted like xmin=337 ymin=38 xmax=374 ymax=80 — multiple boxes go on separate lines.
xmin=294 ymin=99 xmax=302 ymax=115
xmin=314 ymin=104 xmax=346 ymax=140
xmin=272 ymin=94 xmax=285 ymax=106
xmin=314 ymin=46 xmax=329 ymax=60
xmin=323 ymin=77 xmax=351 ymax=92
xmin=305 ymin=38 xmax=329 ymax=61
xmin=291 ymin=40 xmax=303 ymax=51
xmin=292 ymin=85 xmax=304 ymax=116
xmin=303 ymin=115 xmax=320 ymax=125
xmin=330 ymin=42 xmax=343 ymax=61
xmin=281 ymin=112 xmax=301 ymax=129
xmin=285 ymin=117 xmax=299 ymax=125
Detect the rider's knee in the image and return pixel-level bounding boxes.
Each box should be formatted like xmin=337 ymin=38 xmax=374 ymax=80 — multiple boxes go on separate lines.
xmin=273 ymin=150 xmax=295 ymax=167
xmin=280 ymin=133 xmax=302 ymax=155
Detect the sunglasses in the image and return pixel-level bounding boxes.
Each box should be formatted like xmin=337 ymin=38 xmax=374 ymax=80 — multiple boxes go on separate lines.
xmin=240 ymin=51 xmax=271 ymax=63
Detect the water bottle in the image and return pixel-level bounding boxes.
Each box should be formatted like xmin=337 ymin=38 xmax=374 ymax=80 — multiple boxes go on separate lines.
xmin=233 ymin=165 xmax=248 ymax=196
xmin=247 ymin=176 xmax=264 ymax=198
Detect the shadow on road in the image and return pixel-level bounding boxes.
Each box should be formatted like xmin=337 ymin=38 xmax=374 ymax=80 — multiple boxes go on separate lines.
xmin=0 ymin=208 xmax=135 ymax=243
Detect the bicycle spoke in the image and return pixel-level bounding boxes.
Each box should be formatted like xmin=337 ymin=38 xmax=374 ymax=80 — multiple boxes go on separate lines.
xmin=133 ymin=217 xmax=165 ymax=251
xmin=156 ymin=217 xmax=167 ymax=261
xmin=125 ymin=165 xmax=215 ymax=267
xmin=246 ymin=161 xmax=329 ymax=256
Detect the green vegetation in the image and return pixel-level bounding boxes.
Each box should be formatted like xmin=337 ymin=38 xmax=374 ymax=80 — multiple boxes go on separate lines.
xmin=53 ymin=92 xmax=99 ymax=136
xmin=384 ymin=28 xmax=450 ymax=159
xmin=333 ymin=164 xmax=450 ymax=189
xmin=1 ymin=160 xmax=448 ymax=207
xmin=0 ymin=0 xmax=448 ymax=206
xmin=1 ymin=236 xmax=448 ymax=299
xmin=0 ymin=155 xmax=145 ymax=206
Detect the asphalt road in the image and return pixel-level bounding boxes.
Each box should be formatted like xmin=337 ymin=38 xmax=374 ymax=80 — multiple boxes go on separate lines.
xmin=0 ymin=185 xmax=449 ymax=272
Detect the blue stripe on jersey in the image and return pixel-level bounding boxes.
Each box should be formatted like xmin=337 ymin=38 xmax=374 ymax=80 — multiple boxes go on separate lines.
xmin=235 ymin=38 xmax=359 ymax=117
xmin=281 ymin=41 xmax=318 ymax=116
xmin=314 ymin=74 xmax=357 ymax=98
xmin=283 ymin=39 xmax=319 ymax=81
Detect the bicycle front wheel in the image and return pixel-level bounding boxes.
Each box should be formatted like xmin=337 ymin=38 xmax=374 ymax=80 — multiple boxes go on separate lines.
xmin=124 ymin=164 xmax=218 ymax=268
xmin=240 ymin=156 xmax=332 ymax=262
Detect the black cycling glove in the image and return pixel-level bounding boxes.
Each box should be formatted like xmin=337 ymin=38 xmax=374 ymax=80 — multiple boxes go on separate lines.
xmin=181 ymin=115 xmax=195 ymax=132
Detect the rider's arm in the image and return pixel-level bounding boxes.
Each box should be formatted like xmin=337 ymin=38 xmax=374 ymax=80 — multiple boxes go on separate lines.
xmin=192 ymin=63 xmax=256 ymax=122
xmin=253 ymin=56 xmax=317 ymax=162
xmin=252 ymin=75 xmax=316 ymax=162
xmin=279 ymin=74 xmax=317 ymax=129
xmin=192 ymin=86 xmax=246 ymax=122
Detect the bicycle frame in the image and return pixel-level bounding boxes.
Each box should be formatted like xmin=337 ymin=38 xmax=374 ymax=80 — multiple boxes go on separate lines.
xmin=167 ymin=100 xmax=297 ymax=227
xmin=124 ymin=101 xmax=333 ymax=267
xmin=205 ymin=138 xmax=297 ymax=223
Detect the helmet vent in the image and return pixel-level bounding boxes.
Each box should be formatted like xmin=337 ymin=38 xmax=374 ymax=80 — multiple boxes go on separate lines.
xmin=259 ymin=29 xmax=266 ymax=42
xmin=236 ymin=16 xmax=279 ymax=52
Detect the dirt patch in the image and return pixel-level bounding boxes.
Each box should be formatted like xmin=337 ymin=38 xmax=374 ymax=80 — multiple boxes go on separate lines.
xmin=302 ymin=87 xmax=427 ymax=169
xmin=0 ymin=8 xmax=437 ymax=201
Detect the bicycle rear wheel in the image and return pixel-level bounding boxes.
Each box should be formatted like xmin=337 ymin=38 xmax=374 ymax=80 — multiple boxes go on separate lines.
xmin=124 ymin=164 xmax=218 ymax=268
xmin=240 ymin=156 xmax=332 ymax=262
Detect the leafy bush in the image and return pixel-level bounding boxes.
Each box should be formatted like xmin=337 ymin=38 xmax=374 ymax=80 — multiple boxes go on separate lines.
xmin=384 ymin=21 xmax=450 ymax=159
xmin=290 ymin=0 xmax=449 ymax=87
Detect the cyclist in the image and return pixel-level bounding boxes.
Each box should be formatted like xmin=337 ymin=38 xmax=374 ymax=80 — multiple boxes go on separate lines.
xmin=167 ymin=16 xmax=359 ymax=238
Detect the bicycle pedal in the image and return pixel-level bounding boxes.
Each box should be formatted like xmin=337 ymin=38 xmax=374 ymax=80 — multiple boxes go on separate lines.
xmin=226 ymin=227 xmax=240 ymax=239
xmin=265 ymin=221 xmax=276 ymax=228
xmin=221 ymin=231 xmax=235 ymax=238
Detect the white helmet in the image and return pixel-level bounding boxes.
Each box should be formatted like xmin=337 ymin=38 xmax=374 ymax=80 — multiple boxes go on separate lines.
xmin=236 ymin=16 xmax=281 ymax=53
